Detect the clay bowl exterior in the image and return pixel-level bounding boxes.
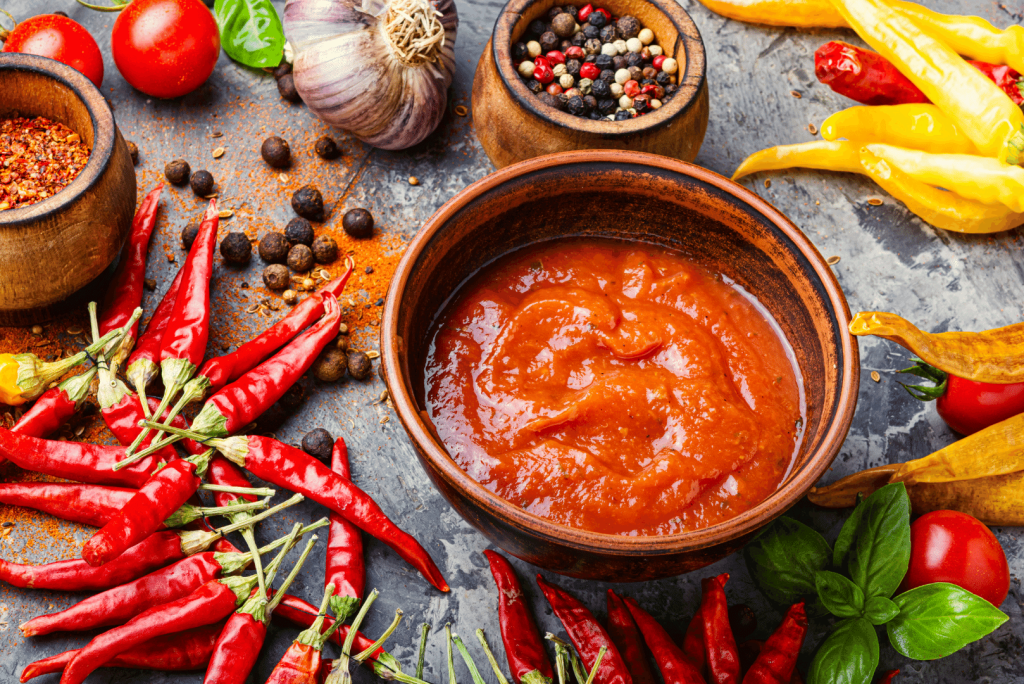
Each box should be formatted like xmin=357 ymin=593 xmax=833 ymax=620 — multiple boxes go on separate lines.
xmin=0 ymin=53 xmax=136 ymax=326
xmin=383 ymin=151 xmax=859 ymax=581
xmin=472 ymin=0 xmax=709 ymax=168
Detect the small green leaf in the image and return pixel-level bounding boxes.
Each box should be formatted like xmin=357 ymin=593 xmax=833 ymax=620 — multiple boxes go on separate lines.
xmin=833 ymin=494 xmax=867 ymax=570
xmin=807 ymin=618 xmax=878 ymax=684
xmin=745 ymin=516 xmax=832 ymax=605
xmin=815 ymin=570 xmax=865 ymax=619
xmin=214 ymin=0 xmax=285 ymax=68
xmin=863 ymin=596 xmax=899 ymax=625
xmin=844 ymin=483 xmax=911 ymax=599
xmin=888 ymin=583 xmax=1008 ymax=660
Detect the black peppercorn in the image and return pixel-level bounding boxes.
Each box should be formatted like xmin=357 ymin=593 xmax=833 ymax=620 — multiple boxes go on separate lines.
xmin=219 ymin=232 xmax=252 ymax=265
xmin=263 ymin=264 xmax=290 ymax=290
xmin=583 ymin=54 xmax=597 ymax=64
xmin=633 ymin=94 xmax=651 ymax=113
xmin=301 ymin=428 xmax=334 ymax=462
xmin=539 ymin=31 xmax=559 ymax=53
xmin=664 ymin=84 xmax=679 ymax=97
xmin=566 ymin=59 xmax=581 ymax=77
xmin=560 ymin=39 xmax=573 ymax=52
xmin=261 ymin=136 xmax=292 ymax=168
xmin=587 ymin=10 xmax=606 ymax=27
xmin=312 ymin=235 xmax=339 ymax=263
xmin=259 ymin=232 xmax=291 ymax=263
xmin=512 ymin=42 xmax=529 ymax=61
xmin=582 ymin=95 xmax=597 ymax=112
xmin=287 ymin=244 xmax=314 ymax=272
xmin=181 ymin=222 xmax=199 ymax=250
xmin=342 ymin=207 xmax=374 ymax=238
xmin=641 ymin=78 xmax=656 ymax=88
xmin=612 ymin=55 xmax=628 ymax=71
xmin=588 ymin=110 xmax=604 ymax=120
xmin=598 ymin=98 xmax=617 ymax=114
xmin=615 ymin=109 xmax=632 ymax=120
xmin=656 ymin=70 xmax=672 ymax=85
xmin=126 ymin=140 xmax=139 ymax=165
xmin=190 ymin=170 xmax=214 ymax=197
xmin=584 ymin=38 xmax=602 ymax=55
xmin=591 ymin=79 xmax=610 ymax=98
xmin=283 ymin=218 xmax=314 ymax=246
xmin=583 ymin=24 xmax=600 ymax=40
xmin=599 ymin=25 xmax=619 ymax=43
xmin=277 ymin=74 xmax=301 ymax=102
xmin=594 ymin=54 xmax=613 ymax=71
xmin=616 ymin=16 xmax=641 ymax=39
xmin=164 ymin=159 xmax=190 ymax=186
xmin=528 ymin=19 xmax=547 ymax=37
xmin=280 ymin=382 xmax=305 ymax=410
xmin=291 ymin=184 xmax=324 ymax=221
xmin=526 ymin=79 xmax=545 ymax=93
xmin=551 ymin=13 xmax=575 ymax=38
xmin=571 ymin=32 xmax=586 ymax=47
xmin=626 ymin=52 xmax=645 ymax=69
xmin=347 ymin=351 xmax=372 ymax=380
xmin=564 ymin=5 xmax=578 ymax=19
xmin=599 ymin=69 xmax=615 ymax=83
xmin=566 ymin=95 xmax=585 ymax=116
xmin=273 ymin=60 xmax=293 ymax=80
xmin=538 ymin=92 xmax=564 ymax=110
xmin=547 ymin=6 xmax=564 ymax=19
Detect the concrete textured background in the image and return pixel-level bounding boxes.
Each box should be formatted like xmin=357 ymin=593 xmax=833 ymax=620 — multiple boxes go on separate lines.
xmin=1 ymin=0 xmax=1022 ymax=682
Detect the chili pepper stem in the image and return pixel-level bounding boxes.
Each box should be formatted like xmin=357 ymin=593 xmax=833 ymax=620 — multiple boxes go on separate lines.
xmin=241 ymin=525 xmax=267 ymax=600
xmin=356 ymin=609 xmax=404 ymax=662
xmin=475 ymin=629 xmax=511 ymax=684
xmin=453 ymin=632 xmax=488 ymax=684
xmin=264 ymin=524 xmax=308 ymax=612
xmin=134 ymin=378 xmax=152 ymax=419
xmin=163 ymin=496 xmax=271 ymax=529
xmin=417 ymin=624 xmax=431 ymax=680
xmin=582 ymin=648 xmax=605 ymax=684
xmin=215 ymin=493 xmax=303 ymax=536
xmin=156 ymin=375 xmax=211 ymax=439
xmin=123 ymin=420 xmax=218 ymax=467
xmin=328 ymin=588 xmax=381 ymax=684
xmin=446 ymin=624 xmax=458 ymax=684
xmin=200 ymin=483 xmax=276 ymax=496
xmin=271 ymin=531 xmax=319 ymax=599
xmin=546 ymin=634 xmax=570 ymax=684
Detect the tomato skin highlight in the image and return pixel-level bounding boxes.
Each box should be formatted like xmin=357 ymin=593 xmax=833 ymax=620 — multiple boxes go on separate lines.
xmin=900 ymin=510 xmax=1010 ymax=607
xmin=937 ymin=375 xmax=1024 ymax=436
xmin=2 ymin=15 xmax=104 ymax=88
xmin=111 ymin=0 xmax=220 ymax=99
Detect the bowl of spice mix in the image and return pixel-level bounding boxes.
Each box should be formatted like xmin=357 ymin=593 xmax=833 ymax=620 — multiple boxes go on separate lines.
xmin=472 ymin=0 xmax=708 ymax=168
xmin=0 ymin=52 xmax=137 ymax=326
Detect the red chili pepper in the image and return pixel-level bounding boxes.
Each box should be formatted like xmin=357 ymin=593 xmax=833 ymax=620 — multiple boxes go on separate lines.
xmin=536 ymin=575 xmax=632 ymax=684
xmin=620 ymin=596 xmax=704 ymax=684
xmin=266 ymin=586 xmax=342 ymax=684
xmin=125 ymin=266 xmax=184 ymax=398
xmin=741 ymin=603 xmax=806 ymax=684
xmin=0 ymin=482 xmax=135 ymax=527
xmin=98 ymin=184 xmax=164 ymax=369
xmin=606 ymin=591 xmax=657 ymax=684
xmin=682 ymin=610 xmax=705 ymax=674
xmin=875 ymin=671 xmax=899 ymax=684
xmin=99 ymin=377 xmax=203 ymax=455
xmin=701 ymin=574 xmax=741 ymax=684
xmin=19 ymin=622 xmax=224 ymax=682
xmin=60 ymin=576 xmax=254 ymax=684
xmin=207 ymin=453 xmax=259 ymax=507
xmin=0 ymin=369 xmax=97 ymax=466
xmin=325 ymin=437 xmax=365 ymax=621
xmin=272 ymin=593 xmax=385 ymax=661
xmin=483 ymin=551 xmax=554 ymax=684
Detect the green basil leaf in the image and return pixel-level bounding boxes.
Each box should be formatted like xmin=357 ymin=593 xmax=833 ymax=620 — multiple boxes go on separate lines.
xmin=807 ymin=617 xmax=879 ymax=684
xmin=844 ymin=483 xmax=911 ymax=599
xmin=833 ymin=491 xmax=867 ymax=569
xmin=214 ymin=0 xmax=285 ymax=68
xmin=887 ymin=583 xmax=1008 ymax=660
xmin=745 ymin=516 xmax=832 ymax=605
xmin=815 ymin=570 xmax=865 ymax=618
xmin=863 ymin=596 xmax=899 ymax=625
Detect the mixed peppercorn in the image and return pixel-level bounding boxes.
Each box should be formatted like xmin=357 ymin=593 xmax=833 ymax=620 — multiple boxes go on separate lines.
xmin=0 ymin=116 xmax=91 ymax=211
xmin=511 ymin=4 xmax=680 ymax=120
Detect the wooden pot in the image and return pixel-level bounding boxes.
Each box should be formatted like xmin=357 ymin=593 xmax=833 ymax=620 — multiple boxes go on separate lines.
xmin=471 ymin=0 xmax=709 ymax=168
xmin=0 ymin=53 xmax=136 ymax=326
xmin=383 ymin=151 xmax=859 ymax=581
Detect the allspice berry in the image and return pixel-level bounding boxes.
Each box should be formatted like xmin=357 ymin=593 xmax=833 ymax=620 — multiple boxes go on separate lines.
xmin=262 ymin=264 xmax=290 ymax=290
xmin=342 ymin=208 xmax=374 ymax=239
xmin=312 ymin=347 xmax=348 ymax=382
xmin=283 ymin=289 xmax=299 ymax=305
xmin=551 ymin=13 xmax=576 ymax=38
xmin=261 ymin=136 xmax=291 ymax=168
xmin=220 ymin=232 xmax=252 ymax=265
xmin=347 ymin=351 xmax=372 ymax=380
xmin=259 ymin=232 xmax=290 ymax=263
xmin=181 ymin=222 xmax=199 ymax=250
xmin=190 ymin=170 xmax=215 ymax=197
xmin=287 ymin=244 xmax=315 ymax=272
xmin=277 ymin=74 xmax=301 ymax=102
xmin=312 ymin=235 xmax=338 ymax=264
xmin=291 ymin=184 xmax=324 ymax=221
xmin=273 ymin=61 xmax=292 ymax=80
xmin=301 ymin=428 xmax=334 ymax=462
xmin=284 ymin=217 xmax=314 ymax=246
xmin=126 ymin=140 xmax=139 ymax=165
xmin=164 ymin=159 xmax=191 ymax=185
xmin=314 ymin=135 xmax=341 ymax=160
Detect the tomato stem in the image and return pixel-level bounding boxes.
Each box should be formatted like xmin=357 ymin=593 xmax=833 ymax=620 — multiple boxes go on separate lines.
xmin=898 ymin=359 xmax=948 ymax=402
xmin=0 ymin=9 xmax=15 ymax=42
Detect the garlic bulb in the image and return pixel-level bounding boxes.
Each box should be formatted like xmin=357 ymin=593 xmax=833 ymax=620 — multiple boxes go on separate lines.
xmin=284 ymin=0 xmax=458 ymax=150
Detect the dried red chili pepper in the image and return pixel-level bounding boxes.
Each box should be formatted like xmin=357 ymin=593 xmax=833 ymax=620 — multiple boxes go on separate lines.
xmin=620 ymin=596 xmax=704 ymax=684
xmin=125 ymin=266 xmax=184 ymax=403
xmin=326 ymin=437 xmax=364 ymax=622
xmin=536 ymin=575 xmax=632 ymax=684
xmin=701 ymin=574 xmax=741 ymax=684
xmin=682 ymin=610 xmax=705 ymax=674
xmin=140 ymin=422 xmax=450 ymax=593
xmin=741 ymin=603 xmax=807 ymax=684
xmin=876 ymin=671 xmax=899 ymax=684
xmin=19 ymin=622 xmax=224 ymax=682
xmin=483 ymin=551 xmax=553 ymax=684
xmin=606 ymin=591 xmax=657 ymax=684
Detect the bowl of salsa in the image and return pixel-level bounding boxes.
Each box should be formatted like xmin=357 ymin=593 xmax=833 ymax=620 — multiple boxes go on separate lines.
xmin=382 ymin=150 xmax=859 ymax=581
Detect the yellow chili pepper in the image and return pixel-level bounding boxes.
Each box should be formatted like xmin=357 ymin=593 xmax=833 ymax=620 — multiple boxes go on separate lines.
xmin=859 ymin=150 xmax=1024 ymax=234
xmin=731 ymin=141 xmax=862 ymax=180
xmin=821 ymin=105 xmax=979 ymax=156
xmin=695 ymin=0 xmax=846 ymax=28
xmin=849 ymin=311 xmax=1024 ymax=384
xmin=864 ymin=144 xmax=1024 ymax=213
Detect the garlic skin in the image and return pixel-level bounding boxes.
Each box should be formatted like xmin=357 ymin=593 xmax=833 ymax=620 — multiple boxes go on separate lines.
xmin=284 ymin=0 xmax=458 ymax=150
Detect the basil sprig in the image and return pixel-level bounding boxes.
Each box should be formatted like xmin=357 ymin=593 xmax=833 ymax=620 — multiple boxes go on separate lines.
xmin=745 ymin=483 xmax=1008 ymax=684
xmin=214 ymin=0 xmax=286 ymax=69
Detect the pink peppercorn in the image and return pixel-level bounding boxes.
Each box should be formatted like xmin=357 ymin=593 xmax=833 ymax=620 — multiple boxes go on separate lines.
xmin=534 ymin=56 xmax=550 ymax=70
xmin=578 ymin=4 xmax=594 ymax=21
xmin=623 ymin=79 xmax=641 ymax=97
xmin=641 ymin=83 xmax=664 ymax=99
xmin=565 ymin=46 xmax=585 ymax=60
xmin=546 ymin=50 xmax=566 ymax=65
xmin=546 ymin=83 xmax=563 ymax=96
xmin=652 ymin=55 xmax=666 ymax=70
xmin=534 ymin=62 xmax=555 ymax=84
xmin=579 ymin=62 xmax=601 ymax=80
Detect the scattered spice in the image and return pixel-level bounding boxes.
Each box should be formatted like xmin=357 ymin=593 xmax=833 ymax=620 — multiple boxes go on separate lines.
xmin=30 ymin=325 xmax=43 ymax=335
xmin=790 ymin=90 xmax=802 ymax=98
xmin=292 ymin=184 xmax=324 ymax=221
xmin=871 ymin=370 xmax=881 ymax=383
xmin=342 ymin=208 xmax=374 ymax=239
xmin=312 ymin=235 xmax=339 ymax=264
xmin=764 ymin=179 xmax=771 ymax=188
xmin=313 ymin=136 xmax=340 ymax=160
xmin=190 ymin=170 xmax=215 ymax=196
xmin=454 ymin=105 xmax=468 ymax=116
xmin=212 ymin=146 xmax=226 ymax=159
xmin=283 ymin=289 xmax=299 ymax=305
xmin=826 ymin=255 xmax=841 ymax=265
xmin=288 ymin=244 xmax=315 ymax=272
xmin=220 ymin=232 xmax=253 ymax=265
xmin=284 ymin=218 xmax=314 ymax=246
xmin=867 ymin=197 xmax=884 ymax=206
xmin=261 ymin=136 xmax=292 ymax=168
xmin=126 ymin=140 xmax=139 ymax=165
xmin=144 ymin=278 xmax=157 ymax=291
xmin=218 ymin=209 xmax=234 ymax=219
xmin=164 ymin=159 xmax=191 ymax=185
xmin=211 ymin=131 xmax=223 ymax=138
xmin=259 ymin=232 xmax=290 ymax=263
xmin=807 ymin=123 xmax=818 ymax=135
xmin=0 ymin=116 xmax=91 ymax=211
xmin=408 ymin=176 xmax=419 ymax=185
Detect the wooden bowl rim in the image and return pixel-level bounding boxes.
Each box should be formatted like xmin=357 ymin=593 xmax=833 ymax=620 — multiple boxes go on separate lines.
xmin=0 ymin=53 xmax=115 ymax=227
xmin=383 ymin=150 xmax=860 ymax=556
xmin=491 ymin=0 xmax=707 ymax=137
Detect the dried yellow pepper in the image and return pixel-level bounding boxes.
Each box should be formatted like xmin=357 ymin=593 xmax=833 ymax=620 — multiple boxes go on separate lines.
xmin=849 ymin=311 xmax=1024 ymax=384
xmin=828 ymin=0 xmax=1024 ymax=165
xmin=821 ymin=105 xmax=980 ymax=156
xmin=694 ymin=0 xmax=846 ymax=28
xmin=731 ymin=141 xmax=862 ymax=180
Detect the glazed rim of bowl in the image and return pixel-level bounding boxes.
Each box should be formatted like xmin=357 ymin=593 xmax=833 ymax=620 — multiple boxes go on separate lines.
xmin=492 ymin=0 xmax=707 ymax=136
xmin=0 ymin=53 xmax=114 ymax=227
xmin=383 ymin=150 xmax=860 ymax=556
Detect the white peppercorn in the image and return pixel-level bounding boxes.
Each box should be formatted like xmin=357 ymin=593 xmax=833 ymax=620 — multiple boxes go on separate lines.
xmin=638 ymin=28 xmax=654 ymax=45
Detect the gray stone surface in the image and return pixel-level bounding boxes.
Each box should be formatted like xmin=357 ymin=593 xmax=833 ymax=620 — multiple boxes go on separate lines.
xmin=2 ymin=0 xmax=1022 ymax=682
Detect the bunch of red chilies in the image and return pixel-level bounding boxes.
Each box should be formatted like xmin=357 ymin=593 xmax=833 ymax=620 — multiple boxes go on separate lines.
xmin=0 ymin=186 xmax=450 ymax=684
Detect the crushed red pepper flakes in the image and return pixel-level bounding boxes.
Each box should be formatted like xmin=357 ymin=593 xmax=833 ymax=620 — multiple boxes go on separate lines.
xmin=0 ymin=116 xmax=91 ymax=211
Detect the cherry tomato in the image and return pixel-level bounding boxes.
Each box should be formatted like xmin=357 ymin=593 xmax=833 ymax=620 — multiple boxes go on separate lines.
xmin=937 ymin=375 xmax=1024 ymax=435
xmin=111 ymin=0 xmax=220 ymax=99
xmin=2 ymin=14 xmax=104 ymax=88
xmin=899 ymin=510 xmax=1010 ymax=607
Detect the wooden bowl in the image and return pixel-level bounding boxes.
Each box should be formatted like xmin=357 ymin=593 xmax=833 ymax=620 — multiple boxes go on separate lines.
xmin=0 ymin=53 xmax=137 ymax=326
xmin=471 ymin=0 xmax=709 ymax=168
xmin=382 ymin=151 xmax=859 ymax=581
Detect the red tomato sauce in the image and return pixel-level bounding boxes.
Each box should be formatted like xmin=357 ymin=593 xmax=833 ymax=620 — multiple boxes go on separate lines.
xmin=424 ymin=239 xmax=805 ymax=536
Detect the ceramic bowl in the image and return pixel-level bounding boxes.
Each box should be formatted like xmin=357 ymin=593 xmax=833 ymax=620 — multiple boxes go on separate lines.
xmin=0 ymin=53 xmax=137 ymax=326
xmin=471 ymin=0 xmax=708 ymax=168
xmin=382 ymin=150 xmax=859 ymax=581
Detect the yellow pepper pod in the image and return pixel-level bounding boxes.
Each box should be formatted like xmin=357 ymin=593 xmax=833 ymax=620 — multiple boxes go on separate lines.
xmin=821 ymin=105 xmax=980 ymax=156
xmin=695 ymin=0 xmax=846 ymax=28
xmin=864 ymin=144 xmax=1024 ymax=213
xmin=731 ymin=141 xmax=862 ymax=180
xmin=828 ymin=0 xmax=1024 ymax=165
xmin=858 ymin=150 xmax=1024 ymax=234
xmin=848 ymin=311 xmax=1024 ymax=384
xmin=808 ymin=464 xmax=899 ymax=508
